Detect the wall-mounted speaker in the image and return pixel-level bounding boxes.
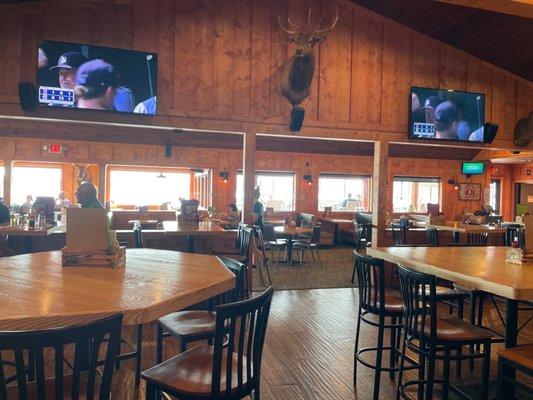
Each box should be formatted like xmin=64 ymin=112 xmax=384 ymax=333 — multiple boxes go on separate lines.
xmin=18 ymin=81 xmax=37 ymax=112
xmin=165 ymin=141 xmax=172 ymax=158
xmin=290 ymin=106 xmax=305 ymax=132
xmin=483 ymin=122 xmax=498 ymax=144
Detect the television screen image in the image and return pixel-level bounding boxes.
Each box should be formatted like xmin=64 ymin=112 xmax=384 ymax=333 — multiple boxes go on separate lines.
xmin=409 ymin=87 xmax=485 ymax=142
xmin=37 ymin=40 xmax=157 ymax=115
xmin=462 ymin=162 xmax=484 ymax=175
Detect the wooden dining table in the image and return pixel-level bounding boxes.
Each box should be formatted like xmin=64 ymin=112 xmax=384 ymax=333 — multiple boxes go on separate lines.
xmin=274 ymin=225 xmax=313 ymax=265
xmin=162 ymin=221 xmax=227 ymax=252
xmin=428 ymin=222 xmax=506 ymax=243
xmin=0 ymin=248 xmax=235 ymax=331
xmin=0 ymin=224 xmax=64 ymax=253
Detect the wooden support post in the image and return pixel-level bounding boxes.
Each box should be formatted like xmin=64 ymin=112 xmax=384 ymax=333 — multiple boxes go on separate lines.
xmin=243 ymin=130 xmax=256 ymax=225
xmin=2 ymin=160 xmax=12 ymax=205
xmin=372 ymin=141 xmax=389 ymax=247
xmin=97 ymin=164 xmax=107 ymax=205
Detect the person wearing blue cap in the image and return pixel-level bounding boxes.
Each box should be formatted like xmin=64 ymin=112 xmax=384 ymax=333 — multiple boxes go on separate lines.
xmin=49 ymin=52 xmax=88 ymax=90
xmin=75 ymin=60 xmax=119 ymax=111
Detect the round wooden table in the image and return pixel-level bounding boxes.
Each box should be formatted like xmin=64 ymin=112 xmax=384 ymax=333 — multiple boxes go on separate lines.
xmin=0 ymin=249 xmax=235 ymax=330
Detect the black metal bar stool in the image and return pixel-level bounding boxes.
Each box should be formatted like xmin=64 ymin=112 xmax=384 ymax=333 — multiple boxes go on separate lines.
xmin=352 ymin=251 xmax=417 ymax=400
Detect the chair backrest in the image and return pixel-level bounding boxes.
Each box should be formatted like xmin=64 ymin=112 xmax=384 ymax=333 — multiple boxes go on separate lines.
xmin=236 ymin=222 xmax=247 ymax=252
xmin=391 ymin=224 xmax=407 ymax=246
xmin=252 ymin=225 xmax=266 ymax=251
xmin=467 ymin=232 xmax=488 ymax=245
xmin=261 ymin=224 xmax=277 ymax=242
xmin=310 ymin=223 xmax=322 ymax=244
xmin=0 ymin=314 xmax=122 ymax=400
xmin=426 ymin=227 xmax=439 ymax=246
xmin=242 ymin=227 xmax=253 ymax=263
xmin=211 ymin=286 xmax=274 ymax=399
xmin=353 ymin=251 xmax=386 ymax=314
xmin=397 ymin=264 xmax=437 ymax=343
xmin=352 ymin=220 xmax=360 ymax=243
xmin=133 ymin=222 xmax=144 ymax=248
xmin=213 ymin=257 xmax=249 ymax=306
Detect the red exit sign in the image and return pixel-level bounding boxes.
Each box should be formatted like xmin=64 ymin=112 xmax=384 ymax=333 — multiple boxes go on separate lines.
xmin=42 ymin=144 xmax=67 ymax=154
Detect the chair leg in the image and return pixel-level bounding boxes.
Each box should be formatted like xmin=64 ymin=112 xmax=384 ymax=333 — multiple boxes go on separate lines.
xmin=263 ymin=257 xmax=272 ymax=286
xmin=395 ymin=317 xmax=402 ymax=365
xmin=396 ymin=335 xmax=407 ymax=400
xmin=373 ymin=315 xmax=385 ymax=400
xmin=441 ymin=347 xmax=451 ymax=400
xmin=135 ymin=324 xmax=142 ymax=386
xmin=145 ymin=381 xmax=158 ymax=400
xmin=496 ymin=356 xmax=505 ymax=400
xmin=469 ymin=292 xmax=477 ymax=371
xmin=480 ymin=342 xmax=491 ymax=400
xmin=418 ymin=339 xmax=426 ymax=400
xmin=315 ymin=249 xmax=323 ymax=268
xmin=353 ymin=307 xmax=362 ymax=385
xmin=156 ymin=322 xmax=164 ymax=364
xmin=425 ymin=343 xmax=437 ymax=400
xmin=253 ymin=387 xmax=261 ymax=400
xmin=351 ymin=262 xmax=356 ymax=284
xmin=389 ymin=315 xmax=397 ymax=379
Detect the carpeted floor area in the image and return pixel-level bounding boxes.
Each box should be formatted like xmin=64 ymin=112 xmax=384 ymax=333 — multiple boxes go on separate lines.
xmin=252 ymin=246 xmax=356 ymax=291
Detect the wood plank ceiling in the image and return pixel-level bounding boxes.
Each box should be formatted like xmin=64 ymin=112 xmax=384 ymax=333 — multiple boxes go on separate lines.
xmin=351 ymin=0 xmax=533 ymax=81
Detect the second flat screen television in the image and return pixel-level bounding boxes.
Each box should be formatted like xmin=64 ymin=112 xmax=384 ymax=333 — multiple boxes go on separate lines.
xmin=38 ymin=40 xmax=157 ymax=115
xmin=409 ymin=87 xmax=485 ymax=142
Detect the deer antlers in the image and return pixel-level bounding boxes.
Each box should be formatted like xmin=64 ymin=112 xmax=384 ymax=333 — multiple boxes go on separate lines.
xmin=278 ymin=8 xmax=339 ymax=36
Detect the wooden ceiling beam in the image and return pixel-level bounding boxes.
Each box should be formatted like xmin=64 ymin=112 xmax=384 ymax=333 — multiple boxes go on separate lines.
xmin=435 ymin=0 xmax=533 ymax=19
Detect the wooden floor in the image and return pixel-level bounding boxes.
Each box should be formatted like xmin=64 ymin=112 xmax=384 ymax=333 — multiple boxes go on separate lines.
xmin=112 ymin=288 xmax=532 ymax=399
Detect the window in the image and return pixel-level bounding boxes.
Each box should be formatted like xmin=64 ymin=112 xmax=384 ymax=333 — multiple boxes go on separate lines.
xmin=11 ymin=166 xmax=62 ymax=205
xmin=236 ymin=172 xmax=295 ymax=212
xmin=393 ymin=177 xmax=440 ymax=213
xmin=489 ymin=179 xmax=501 ymax=214
xmin=318 ymin=174 xmax=371 ymax=211
xmin=109 ymin=169 xmax=190 ymax=207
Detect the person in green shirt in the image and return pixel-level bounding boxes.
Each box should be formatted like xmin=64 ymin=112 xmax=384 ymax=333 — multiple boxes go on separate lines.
xmin=75 ymin=181 xmax=104 ymax=209
xmin=0 ymin=197 xmax=10 ymax=225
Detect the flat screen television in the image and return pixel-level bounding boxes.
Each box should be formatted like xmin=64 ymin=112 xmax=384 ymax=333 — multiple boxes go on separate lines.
xmin=37 ymin=40 xmax=157 ymax=115
xmin=462 ymin=162 xmax=484 ymax=175
xmin=409 ymin=87 xmax=485 ymax=142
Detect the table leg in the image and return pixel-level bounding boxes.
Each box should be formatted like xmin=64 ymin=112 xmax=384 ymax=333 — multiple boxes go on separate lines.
xmin=187 ymin=235 xmax=195 ymax=253
xmin=503 ymin=299 xmax=518 ymax=397
xmin=286 ymin=238 xmax=293 ymax=265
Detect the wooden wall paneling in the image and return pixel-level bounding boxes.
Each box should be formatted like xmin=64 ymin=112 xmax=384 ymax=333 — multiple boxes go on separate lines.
xmin=233 ymin=0 xmax=253 ymax=116
xmin=154 ymin=0 xmax=175 ymax=112
xmin=90 ymin=2 xmax=115 ymax=47
xmin=3 ymin=161 xmax=12 ymax=205
xmin=243 ymin=130 xmax=256 ymax=224
xmin=44 ymin=4 xmax=69 ymax=42
xmin=318 ymin=0 xmax=351 ymax=122
xmin=439 ymin=48 xmax=467 ymax=90
xmin=68 ymin=4 xmax=91 ymax=44
xmin=269 ymin=0 xmax=288 ymax=118
xmin=113 ymin=3 xmax=134 ymax=49
xmin=492 ymin=70 xmax=517 ymax=141
xmin=516 ymin=80 xmax=533 ymax=122
xmin=466 ymin=59 xmax=493 ymax=122
xmin=350 ymin=7 xmax=383 ymax=125
xmin=372 ymin=141 xmax=388 ymax=246
xmin=1 ymin=13 xmax=21 ymax=103
xmin=19 ymin=11 xmax=43 ymax=83
xmin=251 ymin=0 xmax=272 ymax=117
xmin=133 ymin=0 xmax=156 ymax=52
xmin=411 ymin=37 xmax=440 ymax=88
xmin=380 ymin=20 xmax=412 ymax=131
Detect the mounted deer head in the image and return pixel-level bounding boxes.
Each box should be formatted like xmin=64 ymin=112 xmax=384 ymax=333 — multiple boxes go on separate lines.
xmin=278 ymin=9 xmax=339 ymax=130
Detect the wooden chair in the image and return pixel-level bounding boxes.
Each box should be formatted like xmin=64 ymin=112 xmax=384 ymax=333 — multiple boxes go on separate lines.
xmin=426 ymin=227 xmax=439 ymax=246
xmin=252 ymin=226 xmax=272 ymax=286
xmin=352 ymin=252 xmax=415 ymax=400
xmin=292 ymin=223 xmax=323 ymax=268
xmin=496 ymin=344 xmax=533 ymax=399
xmin=156 ymin=257 xmax=247 ymax=362
xmin=0 ymin=313 xmax=122 ymax=399
xmin=391 ymin=224 xmax=407 ymax=246
xmin=353 ymin=220 xmax=371 ymax=251
xmin=143 ymin=287 xmax=275 ymax=400
xmin=396 ymin=264 xmax=493 ymax=400
xmin=466 ymin=232 xmax=488 ymax=245
xmin=260 ymin=223 xmax=287 ymax=266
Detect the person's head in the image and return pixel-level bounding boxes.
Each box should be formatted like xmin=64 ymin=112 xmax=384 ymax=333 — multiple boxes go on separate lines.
xmin=421 ymin=96 xmax=443 ymax=124
xmin=254 ymin=186 xmax=261 ymax=201
xmin=58 ymin=191 xmax=66 ymax=201
xmin=26 ymin=195 xmax=33 ymax=202
xmin=229 ymin=203 xmax=238 ymax=212
xmin=434 ymin=101 xmax=460 ymax=139
xmin=75 ymin=60 xmax=118 ymax=110
xmin=347 ymin=193 xmax=352 ymax=199
xmin=76 ymin=181 xmax=98 ymax=205
xmin=50 ymin=52 xmax=88 ymax=90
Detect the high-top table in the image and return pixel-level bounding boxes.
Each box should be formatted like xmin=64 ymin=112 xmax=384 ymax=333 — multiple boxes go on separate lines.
xmin=0 ymin=248 xmax=235 ymax=330
xmin=162 ymin=221 xmax=227 ymax=252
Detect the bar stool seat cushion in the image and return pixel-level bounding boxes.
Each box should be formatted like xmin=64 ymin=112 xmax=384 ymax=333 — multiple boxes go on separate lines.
xmin=497 ymin=344 xmax=533 ymax=370
xmin=142 ymin=343 xmax=252 ymax=398
xmin=159 ymin=311 xmax=218 ymax=338
xmin=7 ymin=372 xmax=102 ymax=400
xmin=423 ymin=316 xmax=494 ymax=342
xmin=376 ymin=291 xmax=404 ymax=313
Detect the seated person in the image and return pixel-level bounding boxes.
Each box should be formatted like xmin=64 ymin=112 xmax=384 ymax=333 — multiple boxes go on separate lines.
xmin=0 ymin=197 xmax=9 ymax=225
xmin=56 ymin=191 xmax=72 ymax=209
xmin=217 ymin=204 xmax=241 ymax=229
xmin=76 ymin=181 xmax=103 ymax=209
xmin=20 ymin=195 xmax=33 ymax=215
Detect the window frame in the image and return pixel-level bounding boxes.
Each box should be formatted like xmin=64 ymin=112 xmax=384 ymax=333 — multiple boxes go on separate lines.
xmin=392 ymin=176 xmax=441 ymax=214
xmin=236 ymin=171 xmax=296 ymax=212
xmin=317 ymin=173 xmax=372 ymax=213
